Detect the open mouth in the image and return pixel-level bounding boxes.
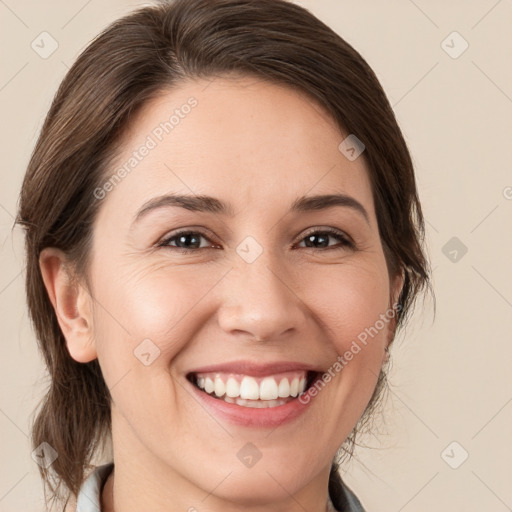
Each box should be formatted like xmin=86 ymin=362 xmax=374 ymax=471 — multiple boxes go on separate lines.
xmin=187 ymin=370 xmax=320 ymax=408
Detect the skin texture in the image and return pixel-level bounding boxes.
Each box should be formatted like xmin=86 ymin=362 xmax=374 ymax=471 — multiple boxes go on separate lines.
xmin=40 ymin=76 xmax=403 ymax=512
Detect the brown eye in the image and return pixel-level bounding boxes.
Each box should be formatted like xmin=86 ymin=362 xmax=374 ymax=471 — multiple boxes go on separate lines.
xmin=298 ymin=228 xmax=354 ymax=250
xmin=159 ymin=231 xmax=216 ymax=252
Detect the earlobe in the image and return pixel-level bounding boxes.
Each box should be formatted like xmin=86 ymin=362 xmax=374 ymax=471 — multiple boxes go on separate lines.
xmin=386 ymin=268 xmax=406 ymax=347
xmin=39 ymin=247 xmax=97 ymax=363
xmin=392 ymin=268 xmax=406 ymax=309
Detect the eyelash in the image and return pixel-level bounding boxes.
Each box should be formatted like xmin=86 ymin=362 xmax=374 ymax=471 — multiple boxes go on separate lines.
xmin=157 ymin=227 xmax=355 ymax=253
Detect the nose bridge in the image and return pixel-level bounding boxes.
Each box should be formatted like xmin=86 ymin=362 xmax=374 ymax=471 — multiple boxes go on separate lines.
xmin=217 ymin=239 xmax=306 ymax=341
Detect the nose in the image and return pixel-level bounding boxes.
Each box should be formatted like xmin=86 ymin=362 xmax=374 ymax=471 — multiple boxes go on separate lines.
xmin=217 ymin=250 xmax=308 ymax=343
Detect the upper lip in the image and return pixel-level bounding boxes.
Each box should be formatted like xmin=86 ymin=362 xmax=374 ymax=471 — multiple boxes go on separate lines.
xmin=187 ymin=360 xmax=321 ymax=377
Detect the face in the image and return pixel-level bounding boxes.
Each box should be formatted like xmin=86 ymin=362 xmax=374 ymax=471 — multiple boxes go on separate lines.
xmin=67 ymin=76 xmax=402 ymax=505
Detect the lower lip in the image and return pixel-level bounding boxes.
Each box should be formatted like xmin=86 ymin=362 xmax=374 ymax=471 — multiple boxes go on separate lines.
xmin=188 ymin=377 xmax=317 ymax=428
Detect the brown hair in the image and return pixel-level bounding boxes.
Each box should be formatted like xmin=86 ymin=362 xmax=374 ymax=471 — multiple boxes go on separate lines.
xmin=16 ymin=0 xmax=432 ymax=509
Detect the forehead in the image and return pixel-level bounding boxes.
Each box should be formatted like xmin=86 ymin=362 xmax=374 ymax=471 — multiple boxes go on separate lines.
xmin=97 ymin=75 xmax=375 ymax=226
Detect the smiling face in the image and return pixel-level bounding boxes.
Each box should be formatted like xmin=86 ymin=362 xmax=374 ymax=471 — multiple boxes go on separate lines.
xmin=51 ymin=75 xmax=403 ymax=509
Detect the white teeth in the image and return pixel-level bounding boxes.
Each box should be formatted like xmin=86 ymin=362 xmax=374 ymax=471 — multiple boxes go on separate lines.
xmin=225 ymin=377 xmax=240 ymax=398
xmin=240 ymin=376 xmax=260 ymax=400
xmin=290 ymin=377 xmax=299 ymax=397
xmin=204 ymin=377 xmax=214 ymax=394
xmin=260 ymin=377 xmax=279 ymax=400
xmin=214 ymin=376 xmax=225 ymax=397
xmin=235 ymin=397 xmax=288 ymax=408
xmin=278 ymin=378 xmax=290 ymax=397
xmin=194 ymin=372 xmax=311 ymax=401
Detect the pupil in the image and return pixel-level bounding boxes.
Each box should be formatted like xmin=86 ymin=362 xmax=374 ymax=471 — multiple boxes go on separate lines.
xmin=306 ymin=234 xmax=328 ymax=248
xmin=179 ymin=234 xmax=199 ymax=248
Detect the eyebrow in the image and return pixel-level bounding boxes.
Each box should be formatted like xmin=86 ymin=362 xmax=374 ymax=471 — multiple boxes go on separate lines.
xmin=132 ymin=193 xmax=370 ymax=226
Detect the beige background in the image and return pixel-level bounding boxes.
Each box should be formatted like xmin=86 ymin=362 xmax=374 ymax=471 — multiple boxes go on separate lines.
xmin=1 ymin=0 xmax=511 ymax=510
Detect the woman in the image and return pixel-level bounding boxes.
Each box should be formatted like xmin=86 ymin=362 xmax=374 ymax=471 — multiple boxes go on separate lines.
xmin=16 ymin=0 xmax=431 ymax=510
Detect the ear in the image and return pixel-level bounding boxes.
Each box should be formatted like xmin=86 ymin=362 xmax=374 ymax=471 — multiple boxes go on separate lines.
xmin=39 ymin=247 xmax=97 ymax=363
xmin=391 ymin=268 xmax=405 ymax=307
xmin=386 ymin=268 xmax=405 ymax=345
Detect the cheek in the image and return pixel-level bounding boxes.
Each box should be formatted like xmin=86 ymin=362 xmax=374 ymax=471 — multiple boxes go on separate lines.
xmin=89 ymin=269 xmax=214 ymax=436
xmin=92 ymin=265 xmax=220 ymax=371
xmin=302 ymin=264 xmax=391 ymax=430
xmin=123 ymin=267 xmax=222 ymax=348
xmin=304 ymin=260 xmax=391 ymax=353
